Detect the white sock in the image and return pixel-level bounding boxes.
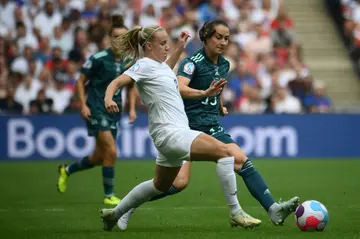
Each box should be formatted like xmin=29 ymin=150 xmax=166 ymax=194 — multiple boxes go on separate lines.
xmin=216 ymin=156 xmax=242 ymax=215
xmin=113 ymin=179 xmax=162 ymax=219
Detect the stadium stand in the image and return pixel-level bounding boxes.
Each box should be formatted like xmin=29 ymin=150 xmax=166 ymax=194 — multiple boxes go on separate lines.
xmin=0 ymin=0 xmax=347 ymax=115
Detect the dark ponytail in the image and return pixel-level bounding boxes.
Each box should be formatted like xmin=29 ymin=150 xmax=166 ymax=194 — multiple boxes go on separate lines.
xmin=199 ymin=19 xmax=229 ymax=43
xmin=109 ymin=14 xmax=127 ymax=35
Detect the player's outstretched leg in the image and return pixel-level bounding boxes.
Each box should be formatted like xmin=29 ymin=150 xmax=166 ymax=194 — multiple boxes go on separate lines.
xmin=98 ymin=131 xmax=121 ymax=205
xmin=228 ymin=143 xmax=299 ymax=225
xmin=117 ymin=162 xmax=191 ymax=231
xmin=190 ymin=133 xmax=261 ymax=229
xmin=57 ymin=142 xmax=102 ymax=193
xmin=101 ymin=166 xmax=181 ymax=231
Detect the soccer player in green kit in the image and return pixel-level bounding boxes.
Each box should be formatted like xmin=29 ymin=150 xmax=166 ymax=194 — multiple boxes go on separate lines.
xmin=57 ymin=14 xmax=137 ymax=205
xmin=117 ymin=20 xmax=299 ymax=229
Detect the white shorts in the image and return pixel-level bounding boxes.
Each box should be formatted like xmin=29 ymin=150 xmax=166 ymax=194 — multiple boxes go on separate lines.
xmin=154 ymin=128 xmax=203 ymax=167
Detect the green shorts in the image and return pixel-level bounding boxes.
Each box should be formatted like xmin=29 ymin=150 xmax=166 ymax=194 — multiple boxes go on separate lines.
xmin=191 ymin=125 xmax=235 ymax=144
xmin=86 ymin=112 xmax=119 ymax=139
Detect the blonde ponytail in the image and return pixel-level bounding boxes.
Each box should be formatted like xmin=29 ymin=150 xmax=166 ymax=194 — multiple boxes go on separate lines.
xmin=112 ymin=25 xmax=164 ymax=67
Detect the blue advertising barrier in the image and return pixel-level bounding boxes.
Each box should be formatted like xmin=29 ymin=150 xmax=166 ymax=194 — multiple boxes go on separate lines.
xmin=0 ymin=114 xmax=359 ymax=160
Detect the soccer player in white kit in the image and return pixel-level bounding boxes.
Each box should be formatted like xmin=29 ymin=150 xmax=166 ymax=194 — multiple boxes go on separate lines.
xmin=101 ymin=25 xmax=260 ymax=231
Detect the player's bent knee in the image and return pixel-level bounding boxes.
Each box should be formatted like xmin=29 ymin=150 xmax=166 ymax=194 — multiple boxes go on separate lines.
xmin=234 ymin=154 xmax=248 ymax=169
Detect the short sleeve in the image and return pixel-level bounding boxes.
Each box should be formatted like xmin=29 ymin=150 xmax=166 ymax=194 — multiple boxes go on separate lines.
xmin=177 ymin=58 xmax=196 ymax=80
xmin=224 ymin=59 xmax=230 ymax=77
xmin=81 ymin=56 xmax=101 ymax=79
xmin=123 ymin=60 xmax=150 ymax=82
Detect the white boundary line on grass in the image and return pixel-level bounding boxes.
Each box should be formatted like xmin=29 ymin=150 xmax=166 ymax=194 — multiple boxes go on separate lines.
xmin=0 ymin=206 xmax=229 ymax=213
xmin=0 ymin=205 xmax=359 ymax=213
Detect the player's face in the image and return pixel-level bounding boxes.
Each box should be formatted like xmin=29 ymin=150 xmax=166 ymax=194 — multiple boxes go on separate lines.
xmin=206 ymin=24 xmax=230 ymax=55
xmin=148 ymin=30 xmax=169 ymax=62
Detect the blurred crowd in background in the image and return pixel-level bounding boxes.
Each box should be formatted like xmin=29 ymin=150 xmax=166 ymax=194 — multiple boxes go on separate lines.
xmin=0 ymin=0 xmax=333 ymax=115
xmin=338 ymin=0 xmax=360 ymax=75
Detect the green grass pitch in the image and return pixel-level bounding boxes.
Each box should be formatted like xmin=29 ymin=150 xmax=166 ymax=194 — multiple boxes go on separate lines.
xmin=0 ymin=159 xmax=360 ymax=239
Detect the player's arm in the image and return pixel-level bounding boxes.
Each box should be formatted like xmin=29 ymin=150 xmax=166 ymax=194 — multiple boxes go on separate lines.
xmin=178 ymin=76 xmax=206 ymax=98
xmin=105 ymin=74 xmax=133 ymax=113
xmin=165 ymin=31 xmax=190 ymax=69
xmin=76 ymin=74 xmax=91 ymax=120
xmin=178 ymin=76 xmax=227 ymax=99
xmin=126 ymin=81 xmax=137 ymax=123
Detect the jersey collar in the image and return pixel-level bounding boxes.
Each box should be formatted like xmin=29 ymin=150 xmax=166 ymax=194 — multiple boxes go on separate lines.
xmin=201 ymin=48 xmax=221 ymax=66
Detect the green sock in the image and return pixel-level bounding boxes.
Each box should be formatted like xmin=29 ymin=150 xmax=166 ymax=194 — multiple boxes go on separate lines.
xmin=66 ymin=156 xmax=94 ymax=175
xmin=237 ymin=159 xmax=275 ymax=211
xmin=102 ymin=166 xmax=115 ymax=197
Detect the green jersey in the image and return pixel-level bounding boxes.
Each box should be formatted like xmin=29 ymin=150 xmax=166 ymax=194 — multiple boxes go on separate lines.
xmin=177 ymin=48 xmax=230 ymax=130
xmin=81 ymin=48 xmax=129 ymax=118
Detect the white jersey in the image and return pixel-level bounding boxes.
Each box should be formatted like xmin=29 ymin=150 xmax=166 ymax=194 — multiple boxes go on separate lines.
xmin=124 ymin=57 xmax=190 ymax=144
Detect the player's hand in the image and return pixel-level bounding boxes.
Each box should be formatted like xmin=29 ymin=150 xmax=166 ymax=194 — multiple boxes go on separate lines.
xmin=221 ymin=106 xmax=228 ymax=116
xmin=204 ymin=79 xmax=227 ymax=97
xmin=179 ymin=31 xmax=191 ymax=48
xmin=105 ymin=98 xmax=120 ymax=113
xmin=129 ymin=109 xmax=137 ymax=124
xmin=81 ymin=105 xmax=91 ymax=121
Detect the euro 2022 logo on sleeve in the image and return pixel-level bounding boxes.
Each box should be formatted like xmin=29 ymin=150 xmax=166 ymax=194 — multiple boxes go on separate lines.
xmin=129 ymin=62 xmax=140 ymax=72
xmin=183 ymin=62 xmax=195 ymax=75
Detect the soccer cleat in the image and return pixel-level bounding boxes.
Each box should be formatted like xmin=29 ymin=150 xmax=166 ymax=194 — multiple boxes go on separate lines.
xmin=268 ymin=196 xmax=300 ymax=225
xmin=100 ymin=208 xmax=118 ymax=231
xmin=229 ymin=209 xmax=262 ymax=229
xmin=57 ymin=164 xmax=68 ymax=193
xmin=117 ymin=208 xmax=136 ymax=231
xmin=104 ymin=195 xmax=121 ymax=205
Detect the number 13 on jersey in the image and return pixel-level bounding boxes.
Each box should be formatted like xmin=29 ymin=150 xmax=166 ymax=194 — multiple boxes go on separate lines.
xmin=201 ymin=97 xmax=217 ymax=106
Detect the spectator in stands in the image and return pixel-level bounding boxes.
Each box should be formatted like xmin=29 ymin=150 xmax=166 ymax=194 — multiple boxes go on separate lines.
xmin=244 ymin=15 xmax=273 ymax=60
xmin=185 ymin=24 xmax=202 ymax=56
xmin=268 ymin=87 xmax=302 ymax=114
xmin=63 ymin=60 xmax=80 ymax=92
xmin=14 ymin=74 xmax=41 ymax=113
xmin=57 ymin=16 xmax=75 ymax=58
xmin=227 ymin=60 xmax=258 ymax=102
xmin=287 ymin=57 xmax=313 ymax=102
xmin=35 ymin=36 xmax=52 ymax=63
xmin=139 ymin=4 xmax=158 ymax=26
xmin=45 ymin=70 xmax=73 ymax=114
xmin=0 ymin=0 xmax=17 ymax=34
xmin=5 ymin=41 xmax=18 ymax=67
xmin=0 ymin=55 xmax=8 ymax=97
xmin=33 ymin=1 xmax=62 ymax=37
xmin=45 ymin=46 xmax=67 ymax=73
xmin=63 ymin=95 xmax=81 ymax=114
xmin=28 ymin=88 xmax=53 ymax=114
xmin=303 ymin=80 xmax=332 ymax=113
xmin=50 ymin=26 xmax=70 ymax=57
xmin=0 ymin=85 xmax=23 ymax=114
xmin=25 ymin=0 xmax=43 ymax=21
xmin=270 ymin=13 xmax=296 ymax=66
xmin=15 ymin=22 xmax=38 ymax=54
xmin=223 ymin=41 xmax=241 ymax=71
xmin=82 ymin=0 xmax=98 ymax=22
xmin=237 ymin=84 xmax=267 ymax=113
